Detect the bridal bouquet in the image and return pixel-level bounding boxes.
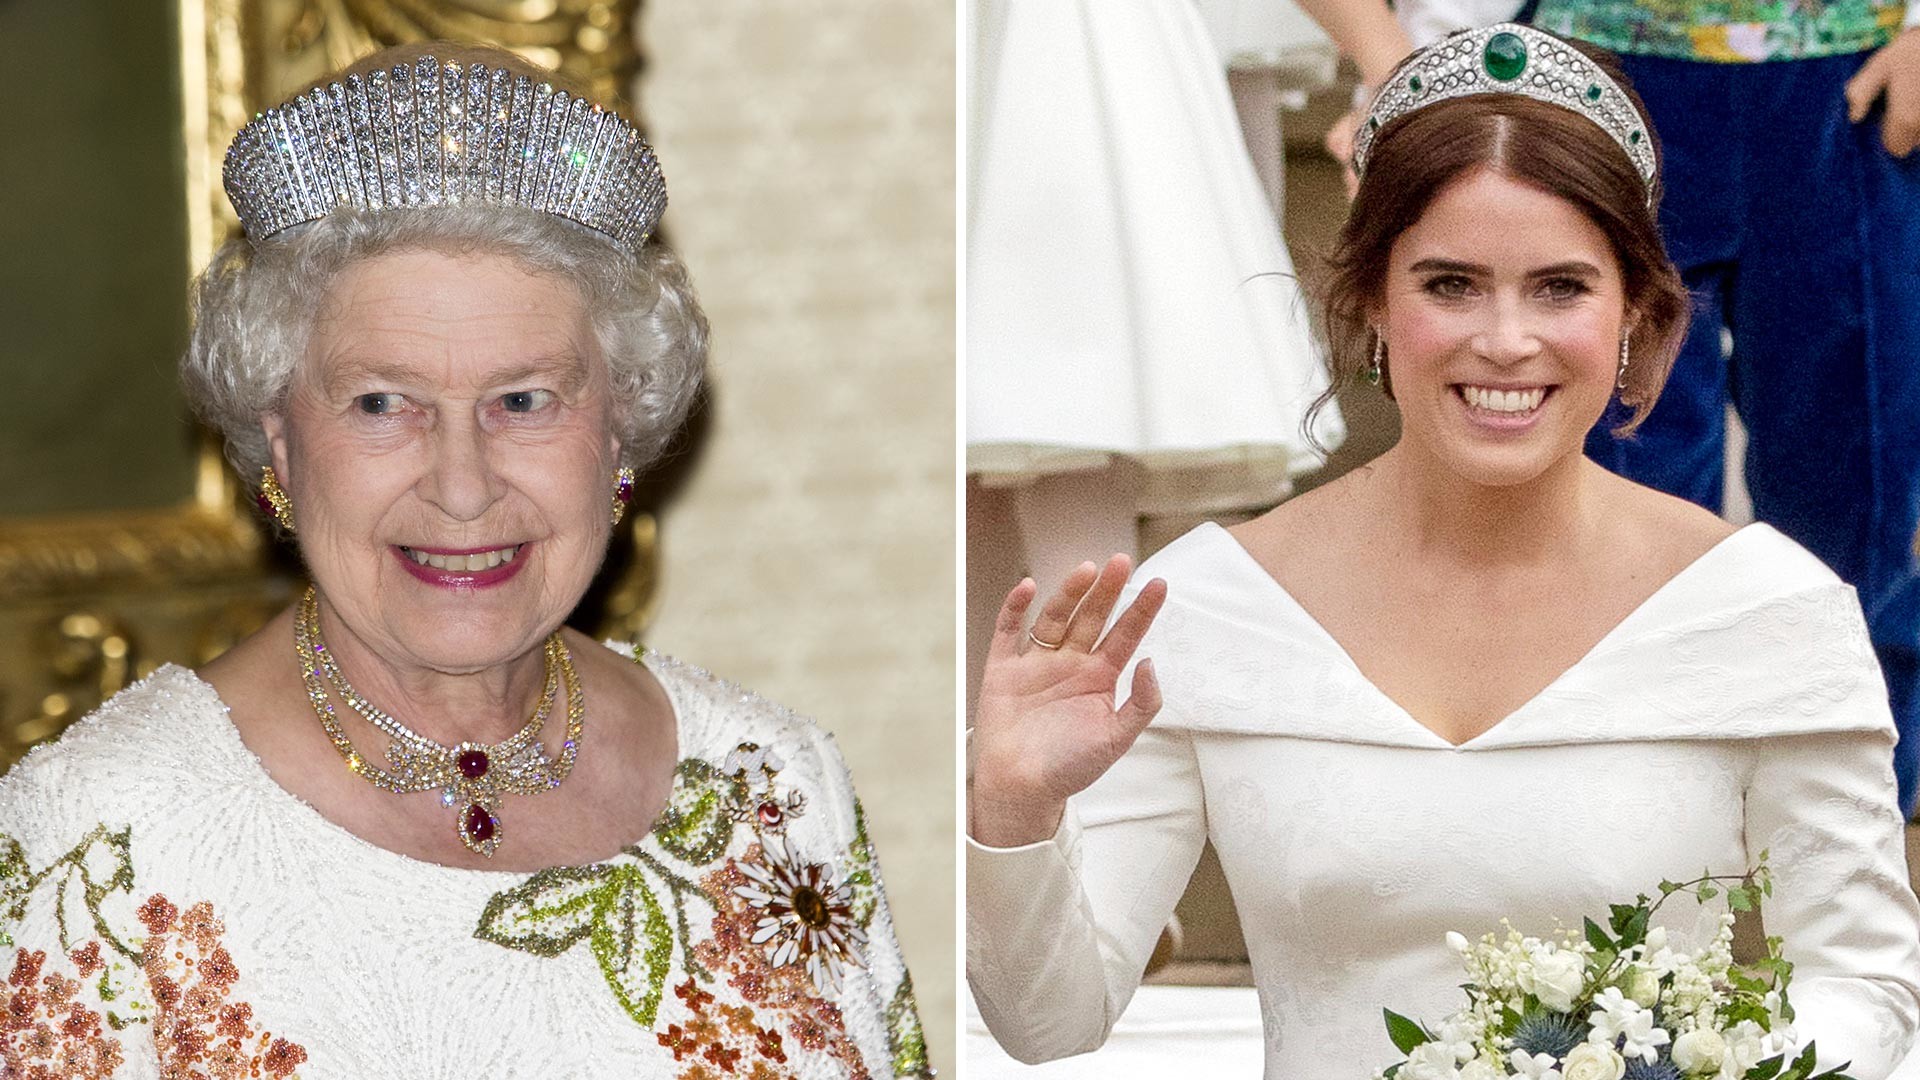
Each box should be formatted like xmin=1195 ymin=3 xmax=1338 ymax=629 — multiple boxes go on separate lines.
xmin=1373 ymin=863 xmax=1855 ymax=1080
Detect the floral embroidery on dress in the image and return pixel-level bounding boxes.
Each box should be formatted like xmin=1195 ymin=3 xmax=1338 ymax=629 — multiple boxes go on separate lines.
xmin=0 ymin=827 xmax=308 ymax=1079
xmin=2 ymin=947 xmax=125 ymax=1079
xmin=655 ymin=976 xmax=797 ymax=1080
xmin=734 ymin=835 xmax=866 ymax=993
xmin=478 ymin=739 xmax=910 ymax=1076
xmin=696 ymin=850 xmax=870 ymax=1080
xmin=136 ymin=895 xmax=308 ymax=1078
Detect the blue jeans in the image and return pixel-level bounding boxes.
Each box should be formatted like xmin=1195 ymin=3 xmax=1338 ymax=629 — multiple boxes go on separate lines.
xmin=1585 ymin=51 xmax=1920 ymax=815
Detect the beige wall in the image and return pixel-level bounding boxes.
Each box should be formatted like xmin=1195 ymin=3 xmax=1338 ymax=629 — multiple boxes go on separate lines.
xmin=637 ymin=3 xmax=956 ymax=1073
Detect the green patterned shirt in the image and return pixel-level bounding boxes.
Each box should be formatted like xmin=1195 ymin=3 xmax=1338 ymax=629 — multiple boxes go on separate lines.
xmin=1533 ymin=0 xmax=1907 ymax=61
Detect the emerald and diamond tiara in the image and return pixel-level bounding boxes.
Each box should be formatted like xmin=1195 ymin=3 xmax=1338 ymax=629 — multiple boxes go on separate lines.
xmin=222 ymin=55 xmax=666 ymax=255
xmin=1352 ymin=24 xmax=1656 ymax=203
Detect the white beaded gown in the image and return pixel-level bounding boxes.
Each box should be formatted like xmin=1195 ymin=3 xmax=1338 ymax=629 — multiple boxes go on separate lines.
xmin=967 ymin=522 xmax=1920 ymax=1077
xmin=966 ymin=0 xmax=1344 ymax=516
xmin=0 ymin=649 xmax=931 ymax=1079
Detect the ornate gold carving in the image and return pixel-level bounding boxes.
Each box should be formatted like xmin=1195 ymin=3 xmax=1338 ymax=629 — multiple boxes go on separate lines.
xmin=0 ymin=507 xmax=259 ymax=605
xmin=6 ymin=613 xmax=137 ymax=761
xmin=250 ymin=0 xmax=638 ymax=111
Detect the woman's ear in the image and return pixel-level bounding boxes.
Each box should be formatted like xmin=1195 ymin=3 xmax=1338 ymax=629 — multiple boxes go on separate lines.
xmin=261 ymin=413 xmax=291 ymax=480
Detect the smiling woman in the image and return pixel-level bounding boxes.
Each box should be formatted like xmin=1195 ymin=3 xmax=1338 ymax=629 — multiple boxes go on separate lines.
xmin=967 ymin=22 xmax=1920 ymax=1079
xmin=0 ymin=41 xmax=931 ymax=1079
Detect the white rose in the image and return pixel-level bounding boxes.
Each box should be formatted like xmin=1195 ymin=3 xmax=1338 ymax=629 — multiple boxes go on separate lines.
xmin=1529 ymin=950 xmax=1587 ymax=1013
xmin=1459 ymin=1060 xmax=1502 ymax=1080
xmin=1562 ymin=1043 xmax=1627 ymax=1080
xmin=1671 ymin=1029 xmax=1726 ymax=1073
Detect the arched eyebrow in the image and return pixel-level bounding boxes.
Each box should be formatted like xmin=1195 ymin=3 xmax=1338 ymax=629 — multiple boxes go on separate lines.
xmin=1407 ymin=258 xmax=1604 ymax=278
xmin=485 ymin=355 xmax=591 ymax=393
xmin=1408 ymin=258 xmax=1489 ymax=275
xmin=318 ymin=354 xmax=591 ymax=399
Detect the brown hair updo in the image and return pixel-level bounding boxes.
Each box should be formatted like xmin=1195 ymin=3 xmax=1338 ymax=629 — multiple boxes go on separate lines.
xmin=1313 ymin=33 xmax=1689 ymax=438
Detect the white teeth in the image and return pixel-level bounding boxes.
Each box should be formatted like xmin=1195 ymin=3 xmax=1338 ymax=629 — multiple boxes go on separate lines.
xmin=404 ymin=544 xmax=521 ymax=571
xmin=1462 ymin=386 xmax=1546 ymax=413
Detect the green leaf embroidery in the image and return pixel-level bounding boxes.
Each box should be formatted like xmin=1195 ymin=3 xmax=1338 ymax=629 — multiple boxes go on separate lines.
xmin=653 ymin=759 xmax=742 ymax=865
xmin=846 ymin=798 xmax=878 ymax=928
xmin=886 ymin=974 xmax=934 ymax=1078
xmin=589 ymin=865 xmax=674 ymax=1027
xmin=475 ymin=861 xmax=675 ymax=1026
xmin=632 ymin=849 xmax=714 ymax=984
xmin=0 ymin=824 xmax=140 ymax=962
xmin=475 ymin=864 xmax=620 ymax=957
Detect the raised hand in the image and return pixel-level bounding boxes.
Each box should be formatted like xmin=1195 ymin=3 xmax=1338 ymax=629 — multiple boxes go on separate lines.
xmin=968 ymin=554 xmax=1168 ymax=848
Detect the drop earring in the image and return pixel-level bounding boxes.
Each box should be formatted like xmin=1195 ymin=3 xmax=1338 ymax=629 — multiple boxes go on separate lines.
xmin=1366 ymin=331 xmax=1385 ymax=388
xmin=611 ymin=467 xmax=636 ymax=526
xmin=256 ymin=466 xmax=296 ymax=534
xmin=1617 ymin=334 xmax=1631 ymax=391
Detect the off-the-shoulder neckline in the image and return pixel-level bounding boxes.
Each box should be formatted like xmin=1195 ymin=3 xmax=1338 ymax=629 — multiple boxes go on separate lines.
xmin=1185 ymin=522 xmax=1765 ymax=749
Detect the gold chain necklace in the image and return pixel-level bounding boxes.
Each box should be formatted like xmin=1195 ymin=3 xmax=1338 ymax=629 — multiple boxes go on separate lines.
xmin=293 ymin=587 xmax=586 ymax=857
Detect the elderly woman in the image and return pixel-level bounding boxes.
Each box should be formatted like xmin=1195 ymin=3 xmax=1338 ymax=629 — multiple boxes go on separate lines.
xmin=967 ymin=23 xmax=1920 ymax=1079
xmin=0 ymin=43 xmax=929 ymax=1078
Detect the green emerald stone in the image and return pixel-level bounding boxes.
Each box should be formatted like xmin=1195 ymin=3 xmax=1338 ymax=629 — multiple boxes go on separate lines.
xmin=1483 ymin=31 xmax=1528 ymax=82
xmin=1409 ymin=74 xmax=1424 ymax=93
xmin=1585 ymin=84 xmax=1602 ymax=101
xmin=1629 ymin=129 xmax=1643 ymax=144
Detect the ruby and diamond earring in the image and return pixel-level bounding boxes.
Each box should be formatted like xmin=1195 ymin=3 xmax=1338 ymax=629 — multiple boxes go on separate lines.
xmin=612 ymin=467 xmax=636 ymax=526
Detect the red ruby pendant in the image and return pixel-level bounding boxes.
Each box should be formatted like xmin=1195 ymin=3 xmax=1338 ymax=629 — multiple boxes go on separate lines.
xmin=463 ymin=804 xmax=496 ymax=843
xmin=756 ymin=801 xmax=784 ymax=827
xmin=456 ymin=749 xmax=490 ymax=779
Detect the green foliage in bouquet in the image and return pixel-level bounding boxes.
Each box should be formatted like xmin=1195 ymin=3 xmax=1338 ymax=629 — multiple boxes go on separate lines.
xmin=1373 ymin=857 xmax=1858 ymax=1080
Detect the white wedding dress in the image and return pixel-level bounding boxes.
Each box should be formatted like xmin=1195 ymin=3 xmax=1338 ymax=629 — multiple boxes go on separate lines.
xmin=966 ymin=0 xmax=1343 ymax=515
xmin=0 ymin=650 xmax=929 ymax=1079
xmin=968 ymin=522 xmax=1920 ymax=1077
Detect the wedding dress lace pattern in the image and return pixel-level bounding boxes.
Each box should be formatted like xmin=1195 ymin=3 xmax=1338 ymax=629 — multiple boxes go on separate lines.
xmin=968 ymin=522 xmax=1920 ymax=1078
xmin=0 ymin=650 xmax=930 ymax=1079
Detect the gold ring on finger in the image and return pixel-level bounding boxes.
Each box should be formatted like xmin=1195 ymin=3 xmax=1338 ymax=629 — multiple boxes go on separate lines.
xmin=1027 ymin=629 xmax=1065 ymax=651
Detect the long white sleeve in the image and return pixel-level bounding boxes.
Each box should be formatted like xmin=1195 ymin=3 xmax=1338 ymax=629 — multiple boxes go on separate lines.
xmin=1745 ymin=728 xmax=1920 ymax=1077
xmin=965 ymin=725 xmax=1208 ymax=1063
